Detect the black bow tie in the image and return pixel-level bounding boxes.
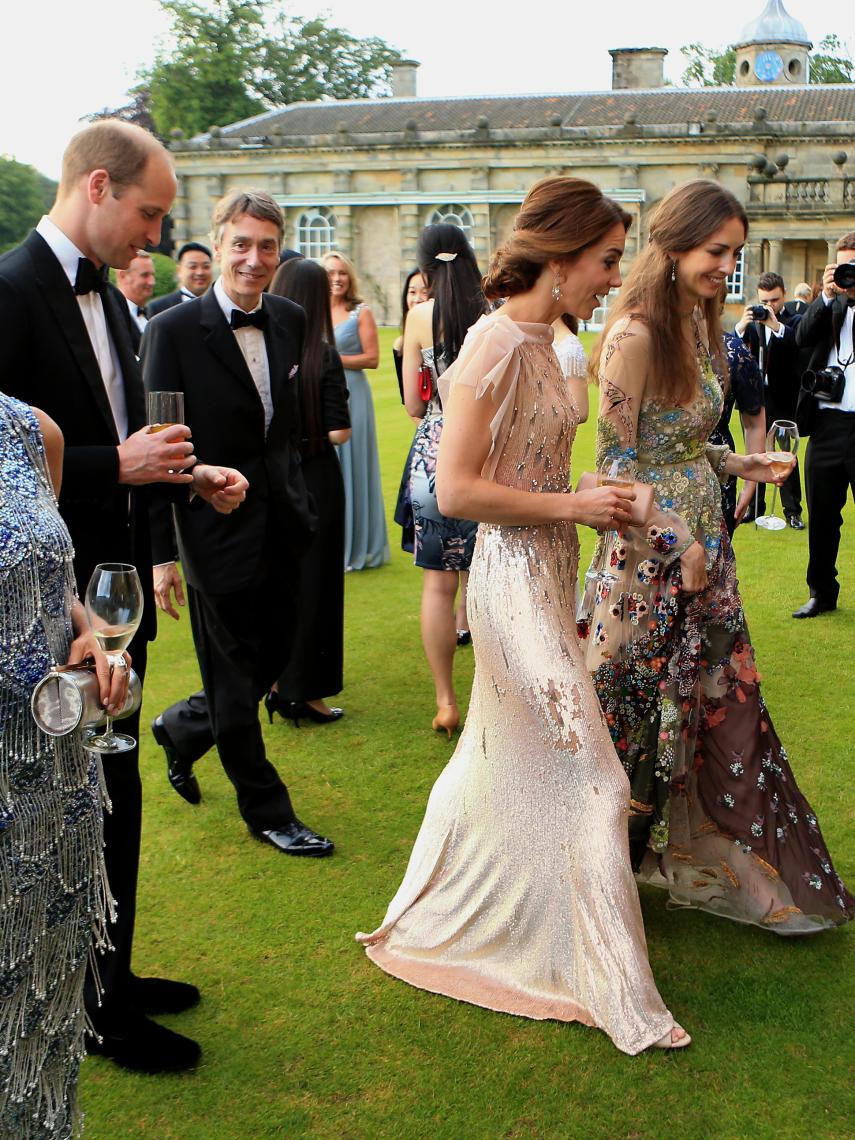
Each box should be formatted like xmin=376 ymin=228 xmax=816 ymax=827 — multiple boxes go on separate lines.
xmin=137 ymin=305 xmax=148 ymax=319
xmin=230 ymin=308 xmax=267 ymax=330
xmin=74 ymin=257 xmax=108 ymax=296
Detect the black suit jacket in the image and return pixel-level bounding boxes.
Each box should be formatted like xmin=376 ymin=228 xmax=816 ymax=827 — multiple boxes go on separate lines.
xmin=740 ymin=310 xmax=802 ymax=416
xmin=794 ymin=293 xmax=853 ymax=435
xmin=113 ymin=285 xmax=144 ymax=355
xmin=141 ymin=288 xmax=316 ymax=595
xmin=147 ymin=289 xmax=185 ymax=317
xmin=0 ymin=230 xmax=156 ymax=638
xmin=783 ymin=298 xmax=808 ymax=319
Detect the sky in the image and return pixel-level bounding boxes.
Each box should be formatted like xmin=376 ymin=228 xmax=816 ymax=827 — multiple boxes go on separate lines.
xmin=2 ymin=0 xmax=851 ymax=179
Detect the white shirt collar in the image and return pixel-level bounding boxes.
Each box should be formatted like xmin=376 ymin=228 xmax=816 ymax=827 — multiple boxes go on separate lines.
xmin=214 ymin=275 xmax=263 ymax=324
xmin=179 ymin=286 xmax=197 ymax=301
xmin=36 ymin=215 xmax=90 ymax=289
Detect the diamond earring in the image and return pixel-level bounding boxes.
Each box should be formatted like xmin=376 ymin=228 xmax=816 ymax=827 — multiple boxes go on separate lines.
xmin=552 ymin=275 xmax=561 ymax=301
xmin=670 ymin=260 xmax=678 ymax=282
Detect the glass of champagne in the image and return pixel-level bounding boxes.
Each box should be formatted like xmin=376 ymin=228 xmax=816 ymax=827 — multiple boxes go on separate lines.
xmin=147 ymin=391 xmax=185 ymax=433
xmin=755 ymin=419 xmax=799 ymax=532
xmin=83 ymin=563 xmax=143 ymax=753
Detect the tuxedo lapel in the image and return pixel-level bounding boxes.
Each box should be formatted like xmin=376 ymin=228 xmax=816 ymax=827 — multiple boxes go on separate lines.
xmin=199 ymin=289 xmax=262 ymax=405
xmin=25 ymin=231 xmax=119 ymax=441
xmin=263 ymin=303 xmax=296 ymax=409
xmin=103 ymin=285 xmax=145 ymax=432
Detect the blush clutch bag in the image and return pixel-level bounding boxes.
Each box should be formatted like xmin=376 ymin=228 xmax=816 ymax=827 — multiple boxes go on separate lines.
xmin=575 ymin=471 xmax=655 ymax=528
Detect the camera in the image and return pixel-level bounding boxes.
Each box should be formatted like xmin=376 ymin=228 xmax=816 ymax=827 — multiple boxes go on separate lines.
xmin=833 ymin=261 xmax=855 ymax=290
xmin=802 ymin=365 xmax=846 ymax=402
xmin=750 ymin=304 xmax=769 ymax=320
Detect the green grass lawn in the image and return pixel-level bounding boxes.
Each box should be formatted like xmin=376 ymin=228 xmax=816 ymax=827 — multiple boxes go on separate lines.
xmin=80 ymin=328 xmax=854 ymax=1139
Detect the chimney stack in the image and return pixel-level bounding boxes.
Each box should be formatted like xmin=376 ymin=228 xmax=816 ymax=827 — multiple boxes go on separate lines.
xmin=609 ymin=47 xmax=668 ymax=90
xmin=391 ymin=59 xmax=420 ymax=99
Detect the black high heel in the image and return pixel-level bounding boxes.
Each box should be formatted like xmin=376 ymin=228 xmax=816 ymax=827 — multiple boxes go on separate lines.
xmin=286 ymin=701 xmax=344 ymax=726
xmin=264 ymin=691 xmax=288 ymax=724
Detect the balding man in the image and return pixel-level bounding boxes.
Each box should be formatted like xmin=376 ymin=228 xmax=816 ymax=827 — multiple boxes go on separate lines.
xmin=116 ymin=249 xmax=156 ymax=353
xmin=784 ymin=281 xmax=813 ymax=319
xmin=0 ymin=120 xmax=246 ymax=1072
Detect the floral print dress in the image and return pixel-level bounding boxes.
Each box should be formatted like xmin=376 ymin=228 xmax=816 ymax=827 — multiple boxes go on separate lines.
xmin=578 ymin=316 xmax=853 ymax=934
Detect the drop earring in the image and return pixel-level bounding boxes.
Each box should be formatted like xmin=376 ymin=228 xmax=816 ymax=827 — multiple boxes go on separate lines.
xmin=670 ymin=260 xmax=678 ymax=283
xmin=552 ymin=275 xmax=561 ymax=301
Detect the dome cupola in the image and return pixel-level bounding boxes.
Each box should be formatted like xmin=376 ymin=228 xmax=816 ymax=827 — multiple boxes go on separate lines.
xmin=732 ymin=0 xmax=812 ymax=86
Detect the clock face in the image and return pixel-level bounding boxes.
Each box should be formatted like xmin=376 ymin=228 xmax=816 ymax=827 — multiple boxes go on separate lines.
xmin=755 ymin=50 xmax=784 ymax=82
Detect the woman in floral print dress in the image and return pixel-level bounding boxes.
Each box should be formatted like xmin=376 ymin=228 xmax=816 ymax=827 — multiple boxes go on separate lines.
xmin=581 ymin=180 xmax=853 ymax=934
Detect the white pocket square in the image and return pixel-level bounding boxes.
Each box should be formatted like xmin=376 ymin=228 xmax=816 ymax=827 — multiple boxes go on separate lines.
xmin=289 ymin=364 xmax=299 ymax=379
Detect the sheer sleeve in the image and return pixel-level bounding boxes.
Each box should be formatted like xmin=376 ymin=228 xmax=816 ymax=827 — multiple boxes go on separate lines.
xmin=595 ymin=317 xmax=694 ymax=565
xmin=554 ymin=331 xmax=587 ymax=379
xmin=438 ymin=313 xmax=525 ymax=481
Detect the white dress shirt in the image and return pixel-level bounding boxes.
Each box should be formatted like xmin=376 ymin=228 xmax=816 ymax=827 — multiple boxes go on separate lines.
xmin=179 ymin=287 xmax=196 ymax=302
xmin=36 ymin=215 xmax=129 ymax=440
xmin=214 ymin=276 xmax=273 ymax=431
xmin=125 ymin=295 xmax=148 ymax=336
xmin=818 ymin=292 xmax=855 ymax=413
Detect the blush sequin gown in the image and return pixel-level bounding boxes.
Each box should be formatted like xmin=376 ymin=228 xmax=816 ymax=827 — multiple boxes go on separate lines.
xmin=357 ymin=315 xmax=677 ymax=1055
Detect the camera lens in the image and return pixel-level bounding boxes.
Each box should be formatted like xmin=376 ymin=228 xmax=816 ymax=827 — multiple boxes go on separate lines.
xmin=750 ymin=304 xmax=768 ymax=320
xmin=832 ymin=262 xmax=855 ymax=290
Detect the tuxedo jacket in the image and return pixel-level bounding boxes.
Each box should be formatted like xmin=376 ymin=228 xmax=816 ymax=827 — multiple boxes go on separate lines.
xmin=147 ymin=289 xmax=185 ymax=318
xmin=0 ymin=230 xmax=156 ymax=638
xmin=740 ymin=310 xmax=802 ymax=415
xmin=783 ymin=298 xmax=808 ymax=319
xmin=141 ymin=289 xmax=316 ymax=595
xmin=113 ymin=285 xmax=143 ymax=355
xmin=794 ymin=293 xmax=853 ymax=435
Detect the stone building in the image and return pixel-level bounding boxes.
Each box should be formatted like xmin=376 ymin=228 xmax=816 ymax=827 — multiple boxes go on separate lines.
xmin=168 ymin=0 xmax=855 ymax=322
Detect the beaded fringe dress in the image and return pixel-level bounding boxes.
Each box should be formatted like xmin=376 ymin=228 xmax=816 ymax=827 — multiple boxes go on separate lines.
xmin=357 ymin=315 xmax=676 ymax=1056
xmin=0 ymin=396 xmax=111 ymax=1138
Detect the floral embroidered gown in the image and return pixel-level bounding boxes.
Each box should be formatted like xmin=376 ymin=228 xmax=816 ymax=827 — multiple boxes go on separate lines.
xmin=357 ymin=314 xmax=678 ymax=1055
xmin=579 ymin=316 xmax=853 ymax=934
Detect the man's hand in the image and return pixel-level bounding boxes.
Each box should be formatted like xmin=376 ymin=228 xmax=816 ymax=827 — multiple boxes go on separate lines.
xmin=822 ymin=263 xmax=842 ymax=300
xmin=191 ymin=465 xmax=249 ymax=515
xmin=734 ymin=482 xmax=756 ymax=524
xmin=154 ymin=562 xmax=186 ymax=620
xmin=118 ymin=424 xmax=196 ymax=486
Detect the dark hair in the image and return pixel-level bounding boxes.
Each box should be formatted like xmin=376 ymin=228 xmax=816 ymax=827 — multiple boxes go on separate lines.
xmin=483 ymin=177 xmax=632 ymax=302
xmin=757 ymin=271 xmax=785 ymax=293
xmin=400 ymin=268 xmax=427 ymax=333
xmin=837 ymin=232 xmax=855 ymax=252
xmin=269 ymin=258 xmax=333 ymax=456
xmin=593 ymin=179 xmax=747 ymax=405
xmin=417 ymin=224 xmax=487 ymax=365
xmin=177 ymin=241 xmax=211 ymax=262
xmin=279 ymin=248 xmax=301 ymax=265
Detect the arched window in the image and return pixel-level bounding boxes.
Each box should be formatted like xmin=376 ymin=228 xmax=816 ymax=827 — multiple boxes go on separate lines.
xmin=296 ymin=207 xmax=337 ymax=259
xmin=429 ymin=204 xmax=475 ymax=240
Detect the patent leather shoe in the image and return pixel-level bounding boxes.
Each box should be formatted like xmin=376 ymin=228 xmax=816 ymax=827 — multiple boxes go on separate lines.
xmin=87 ymin=1012 xmax=201 ymax=1073
xmin=129 ymin=974 xmax=200 ymax=1015
xmin=250 ymin=820 xmax=334 ymax=857
xmin=152 ymin=716 xmax=201 ymax=804
xmin=786 ymin=513 xmax=806 ymax=531
xmin=792 ymin=597 xmax=836 ymax=619
xmin=285 ymin=700 xmax=344 ymax=726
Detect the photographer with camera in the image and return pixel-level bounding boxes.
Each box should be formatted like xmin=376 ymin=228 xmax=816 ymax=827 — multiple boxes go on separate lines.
xmin=792 ymin=233 xmax=855 ymax=618
xmin=734 ymin=271 xmax=804 ymax=528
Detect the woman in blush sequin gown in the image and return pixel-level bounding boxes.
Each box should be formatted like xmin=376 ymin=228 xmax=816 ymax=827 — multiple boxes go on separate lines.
xmin=358 ymin=178 xmax=690 ymax=1054
xmin=0 ymin=395 xmax=128 ymax=1137
xmin=581 ymin=180 xmax=853 ymax=934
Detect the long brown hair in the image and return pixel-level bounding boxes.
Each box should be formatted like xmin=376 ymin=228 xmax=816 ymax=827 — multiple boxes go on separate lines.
xmin=483 ymin=177 xmax=632 ymax=301
xmin=592 ymin=179 xmax=748 ymax=404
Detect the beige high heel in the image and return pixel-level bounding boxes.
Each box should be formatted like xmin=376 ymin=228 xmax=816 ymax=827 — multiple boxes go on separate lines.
xmin=431 ymin=704 xmax=460 ymax=740
xmin=652 ymin=1025 xmax=692 ymax=1050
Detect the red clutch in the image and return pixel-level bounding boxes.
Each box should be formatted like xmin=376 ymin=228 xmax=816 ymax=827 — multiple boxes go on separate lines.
xmin=417 ymin=363 xmax=434 ymax=402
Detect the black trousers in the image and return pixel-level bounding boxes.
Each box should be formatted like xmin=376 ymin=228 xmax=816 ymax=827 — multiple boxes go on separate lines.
xmin=755 ymin=391 xmax=803 ymax=517
xmin=805 ymin=411 xmax=855 ymax=604
xmin=84 ymin=635 xmax=147 ymax=1029
xmin=159 ymin=561 xmax=298 ymax=831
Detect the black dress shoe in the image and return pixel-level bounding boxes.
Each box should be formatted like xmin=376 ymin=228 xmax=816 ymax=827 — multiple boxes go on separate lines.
xmin=87 ymin=1013 xmax=201 ymax=1072
xmin=152 ymin=716 xmax=201 ymax=805
xmin=250 ymin=820 xmax=334 ymax=857
xmin=130 ymin=975 xmax=201 ymax=1015
xmin=786 ymin=513 xmax=806 ymax=531
xmin=792 ymin=597 xmax=836 ymax=619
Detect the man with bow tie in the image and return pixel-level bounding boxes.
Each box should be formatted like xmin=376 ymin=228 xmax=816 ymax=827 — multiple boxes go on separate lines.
xmin=144 ymin=189 xmax=334 ymax=859
xmin=0 ymin=120 xmax=248 ymax=1072
xmin=793 ymin=232 xmax=855 ymax=618
xmin=116 ymin=249 xmax=156 ymax=354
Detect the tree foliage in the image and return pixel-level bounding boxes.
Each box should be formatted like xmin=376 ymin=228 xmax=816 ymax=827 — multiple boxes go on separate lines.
xmin=680 ymin=34 xmax=853 ymax=86
xmin=134 ymin=0 xmax=402 ymax=139
xmin=0 ymin=157 xmax=57 ymax=253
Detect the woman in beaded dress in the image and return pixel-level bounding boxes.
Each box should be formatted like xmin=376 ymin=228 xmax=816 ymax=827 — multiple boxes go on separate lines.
xmin=325 ymin=252 xmax=390 ymax=571
xmin=358 ymin=178 xmax=690 ymax=1054
xmin=0 ymin=394 xmax=128 ymax=1137
xmin=581 ymin=180 xmax=853 ymax=933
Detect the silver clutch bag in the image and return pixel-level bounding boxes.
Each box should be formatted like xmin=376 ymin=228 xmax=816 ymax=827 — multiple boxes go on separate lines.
xmin=31 ymin=663 xmax=142 ymax=737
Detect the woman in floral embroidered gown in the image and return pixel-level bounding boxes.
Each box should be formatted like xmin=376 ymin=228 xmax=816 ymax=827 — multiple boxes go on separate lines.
xmin=581 ymin=180 xmax=853 ymax=933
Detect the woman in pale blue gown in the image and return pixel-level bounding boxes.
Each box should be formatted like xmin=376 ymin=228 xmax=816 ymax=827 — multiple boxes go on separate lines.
xmin=325 ymin=252 xmax=390 ymax=570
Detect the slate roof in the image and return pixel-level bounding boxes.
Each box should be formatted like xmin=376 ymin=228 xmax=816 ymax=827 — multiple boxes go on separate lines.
xmin=197 ymin=85 xmax=855 ymax=143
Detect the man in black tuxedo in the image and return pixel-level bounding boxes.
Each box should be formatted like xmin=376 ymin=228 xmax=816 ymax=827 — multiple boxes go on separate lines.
xmin=793 ymin=233 xmax=855 ymax=618
xmin=735 ymin=271 xmax=804 ymax=528
xmin=144 ymin=190 xmax=334 ymax=858
xmin=0 ymin=120 xmax=247 ymax=1072
xmin=116 ymin=249 xmax=155 ymax=353
xmin=148 ymin=241 xmax=213 ymax=316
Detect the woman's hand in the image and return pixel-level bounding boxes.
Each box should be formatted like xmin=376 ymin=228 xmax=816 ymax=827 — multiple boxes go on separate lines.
xmin=569 ymin=485 xmax=635 ymax=532
xmin=739 ymin=452 xmax=795 ymax=485
xmin=679 ymin=541 xmax=708 ymax=595
xmin=66 ymin=631 xmax=131 ymax=716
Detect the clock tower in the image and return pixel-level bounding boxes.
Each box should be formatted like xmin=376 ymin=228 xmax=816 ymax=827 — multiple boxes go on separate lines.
xmin=732 ymin=0 xmax=812 ymax=87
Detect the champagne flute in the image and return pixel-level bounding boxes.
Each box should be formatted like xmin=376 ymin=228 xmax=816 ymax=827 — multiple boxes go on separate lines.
xmin=83 ymin=563 xmax=143 ymax=752
xmin=755 ymin=419 xmax=799 ymax=532
xmin=147 ymin=391 xmax=185 ymax=434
